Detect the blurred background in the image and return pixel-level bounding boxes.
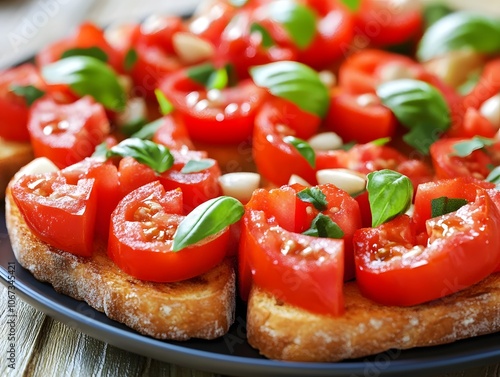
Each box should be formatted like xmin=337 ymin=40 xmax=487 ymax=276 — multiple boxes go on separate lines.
xmin=0 ymin=0 xmax=499 ymax=68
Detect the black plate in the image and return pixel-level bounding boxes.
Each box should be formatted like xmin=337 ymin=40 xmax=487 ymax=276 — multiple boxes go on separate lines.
xmin=1 ymin=202 xmax=500 ymax=377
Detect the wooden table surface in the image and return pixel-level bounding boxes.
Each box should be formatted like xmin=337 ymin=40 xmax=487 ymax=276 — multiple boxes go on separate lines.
xmin=1 ymin=0 xmax=500 ymax=376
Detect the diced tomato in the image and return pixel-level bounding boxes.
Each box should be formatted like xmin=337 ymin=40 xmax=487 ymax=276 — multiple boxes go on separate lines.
xmin=36 ymin=22 xmax=122 ymax=73
xmin=27 ymin=96 xmax=110 ymax=168
xmin=463 ymin=58 xmax=500 ymax=111
xmin=152 ymin=113 xmax=195 ymax=151
xmin=459 ymin=107 xmax=498 ymax=139
xmin=325 ymin=90 xmax=397 ymax=143
xmin=253 ymin=97 xmax=321 ymax=185
xmin=412 ymin=177 xmax=495 ymax=234
xmin=239 ymin=203 xmax=345 ymax=315
xmin=430 ymin=138 xmax=500 ymax=180
xmin=353 ymin=0 xmax=423 ymax=47
xmin=354 ymin=187 xmax=500 ymax=306
xmin=159 ymin=67 xmax=268 ymax=144
xmin=108 ymin=181 xmax=230 ymax=282
xmin=0 ymin=64 xmax=46 ymax=142
xmin=11 ymin=172 xmax=97 ymax=257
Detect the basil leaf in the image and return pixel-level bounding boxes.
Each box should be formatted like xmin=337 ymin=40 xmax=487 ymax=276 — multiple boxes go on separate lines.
xmin=452 ymin=136 xmax=495 ymax=157
xmin=377 ymin=79 xmax=450 ymax=155
xmin=107 ymin=138 xmax=174 ymax=173
xmin=423 ymin=3 xmax=453 ymax=29
xmin=187 ymin=63 xmax=228 ymax=90
xmin=124 ymin=48 xmax=138 ymax=72
xmin=371 ymin=137 xmax=391 ymax=146
xmin=340 ymin=0 xmax=361 ymax=12
xmin=486 ymin=166 xmax=500 ymax=188
xmin=250 ymin=23 xmax=275 ymax=48
xmin=181 ymin=159 xmax=216 ymax=174
xmin=10 ymin=85 xmax=45 ymax=106
xmin=42 ymin=56 xmax=126 ymax=111
xmin=367 ymin=169 xmax=413 ymax=227
xmin=92 ymin=141 xmax=109 ymax=159
xmin=417 ymin=12 xmax=500 ymax=62
xmin=61 ymin=46 xmax=108 ymax=62
xmin=130 ymin=118 xmax=164 ymax=140
xmin=431 ymin=196 xmax=468 ymax=218
xmin=120 ymin=117 xmax=148 ymax=137
xmin=302 ymin=213 xmax=344 ymax=239
xmin=297 ymin=187 xmax=327 ymax=210
xmin=250 ymin=61 xmax=329 ymax=118
xmin=172 ymin=196 xmax=245 ymax=251
xmin=154 ymin=89 xmax=174 ymax=115
xmin=284 ymin=136 xmax=316 ymax=168
xmin=263 ymin=0 xmax=316 ymax=50
xmin=457 ymin=70 xmax=481 ymax=95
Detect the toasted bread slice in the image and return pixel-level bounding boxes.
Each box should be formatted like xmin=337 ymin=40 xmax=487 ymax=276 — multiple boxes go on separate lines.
xmin=247 ymin=276 xmax=500 ymax=362
xmin=0 ymin=139 xmax=33 ymax=198
xmin=5 ymin=186 xmax=236 ymax=340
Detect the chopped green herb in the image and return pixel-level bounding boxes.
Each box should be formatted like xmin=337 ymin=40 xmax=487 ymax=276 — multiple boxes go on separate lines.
xmin=297 ymin=187 xmax=327 ymax=210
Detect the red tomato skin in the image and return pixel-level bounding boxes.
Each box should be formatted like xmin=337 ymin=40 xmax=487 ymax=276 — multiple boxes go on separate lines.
xmin=36 ymin=22 xmax=122 ymax=72
xmin=11 ymin=173 xmax=97 ymax=257
xmin=430 ymin=138 xmax=500 ymax=180
xmin=354 ymin=189 xmax=500 ymax=306
xmin=412 ymin=177 xmax=495 ymax=234
xmin=28 ymin=96 xmax=110 ymax=168
xmin=108 ymin=181 xmax=229 ymax=282
xmin=0 ymin=64 xmax=46 ymax=142
xmin=325 ymin=91 xmax=397 ymax=144
xmin=353 ymin=0 xmax=423 ymax=47
xmin=239 ymin=209 xmax=345 ymax=315
xmin=118 ymin=157 xmax=158 ymax=197
xmin=159 ymin=159 xmax=222 ymax=214
xmin=463 ymin=58 xmax=500 ymax=111
xmin=159 ymin=70 xmax=268 ymax=144
xmin=253 ymin=98 xmax=321 ymax=186
xmin=152 ymin=113 xmax=195 ymax=151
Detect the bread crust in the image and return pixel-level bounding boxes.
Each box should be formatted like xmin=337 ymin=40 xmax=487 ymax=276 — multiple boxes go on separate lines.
xmin=5 ymin=187 xmax=235 ymax=340
xmin=247 ymin=276 xmax=500 ymax=362
xmin=0 ymin=140 xmax=33 ymax=198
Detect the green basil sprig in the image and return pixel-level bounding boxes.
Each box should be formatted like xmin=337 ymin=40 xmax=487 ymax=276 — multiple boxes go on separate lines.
xmin=263 ymin=0 xmax=316 ymax=50
xmin=377 ymin=79 xmax=450 ymax=155
xmin=124 ymin=48 xmax=138 ymax=72
xmin=417 ymin=11 xmax=500 ymax=62
xmin=61 ymin=46 xmax=108 ymax=62
xmin=452 ymin=136 xmax=494 ymax=157
xmin=250 ymin=23 xmax=275 ymax=48
xmin=302 ymin=213 xmax=344 ymax=239
xmin=367 ymin=169 xmax=413 ymax=227
xmin=154 ymin=89 xmax=174 ymax=116
xmin=284 ymin=136 xmax=316 ymax=168
xmin=297 ymin=187 xmax=327 ymax=210
xmin=187 ymin=63 xmax=229 ymax=90
xmin=42 ymin=56 xmax=126 ymax=111
xmin=10 ymin=85 xmax=45 ymax=106
xmin=172 ymin=196 xmax=245 ymax=251
xmin=250 ymin=61 xmax=330 ymax=118
xmin=106 ymin=138 xmax=174 ymax=173
xmin=340 ymin=0 xmax=361 ymax=12
xmin=486 ymin=166 xmax=500 ymax=189
xmin=431 ymin=197 xmax=468 ymax=218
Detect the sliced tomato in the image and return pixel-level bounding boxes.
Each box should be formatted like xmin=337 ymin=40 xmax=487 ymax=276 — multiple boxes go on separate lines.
xmin=36 ymin=22 xmax=122 ymax=72
xmin=459 ymin=107 xmax=498 ymax=138
xmin=325 ymin=90 xmax=397 ymax=143
xmin=108 ymin=181 xmax=230 ymax=282
xmin=159 ymin=157 xmax=222 ymax=213
xmin=11 ymin=172 xmax=97 ymax=257
xmin=253 ymin=97 xmax=321 ymax=185
xmin=239 ymin=207 xmax=344 ymax=315
xmin=28 ymin=96 xmax=110 ymax=168
xmin=463 ymin=58 xmax=500 ymax=111
xmin=353 ymin=0 xmax=423 ymax=47
xmin=296 ymin=0 xmax=355 ymax=69
xmin=412 ymin=177 xmax=495 ymax=234
xmin=0 ymin=64 xmax=46 ymax=142
xmin=62 ymin=158 xmax=121 ymax=241
xmin=430 ymin=138 xmax=500 ymax=180
xmin=159 ymin=67 xmax=268 ymax=144
xmin=354 ymin=187 xmax=500 ymax=306
xmin=151 ymin=113 xmax=195 ymax=151
xmin=216 ymin=8 xmax=298 ymax=80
